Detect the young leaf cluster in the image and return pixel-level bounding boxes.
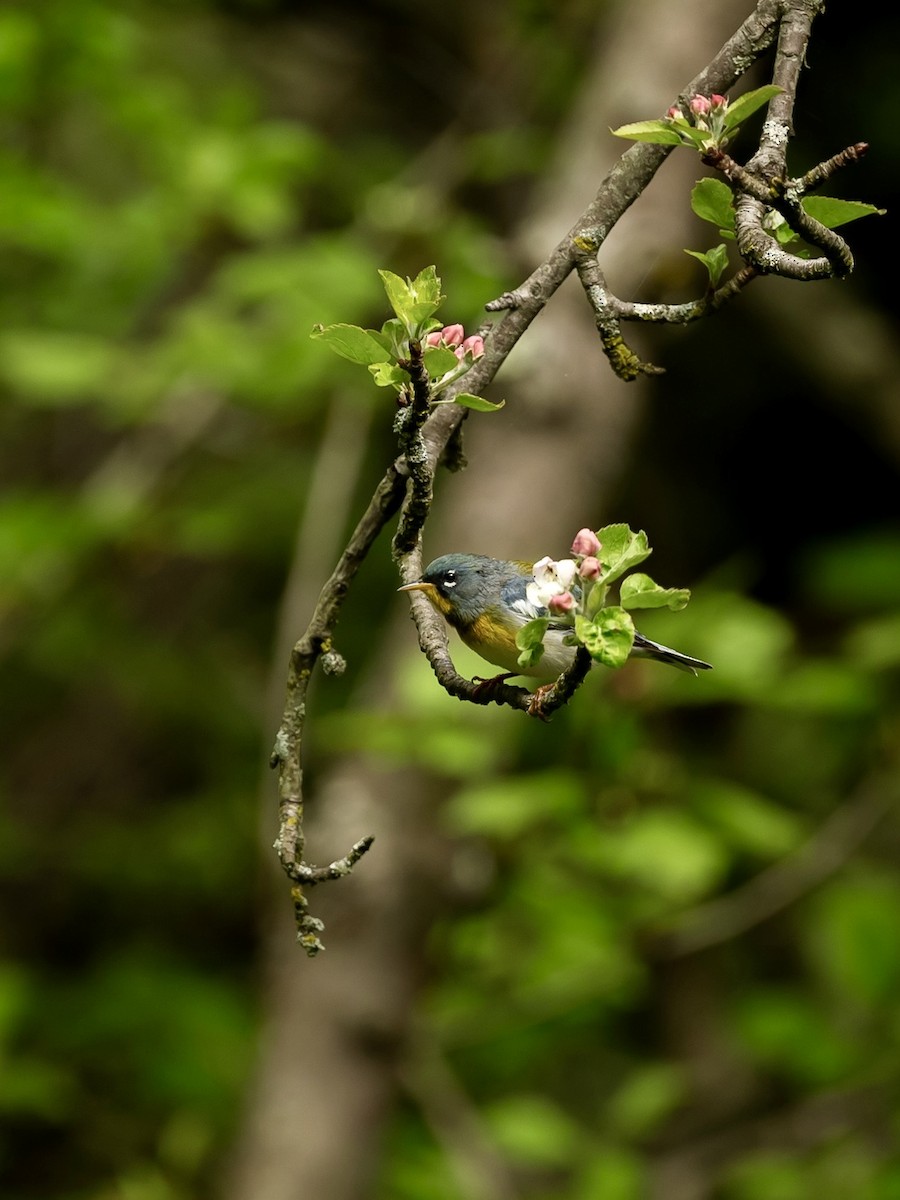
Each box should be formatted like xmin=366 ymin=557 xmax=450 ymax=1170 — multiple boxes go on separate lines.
xmin=613 ymin=88 xmax=882 ymax=288
xmin=612 ymin=87 xmax=781 ymax=153
xmin=310 ymin=266 xmax=502 ymax=413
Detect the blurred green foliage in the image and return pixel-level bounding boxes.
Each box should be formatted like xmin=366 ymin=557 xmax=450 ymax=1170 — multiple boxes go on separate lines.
xmin=1 ymin=2 xmax=899 ymax=1200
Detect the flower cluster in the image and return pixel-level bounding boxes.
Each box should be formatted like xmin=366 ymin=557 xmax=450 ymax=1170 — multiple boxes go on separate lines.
xmin=665 ymin=93 xmax=731 ymax=150
xmin=667 ymin=93 xmax=728 ymax=124
xmin=425 ymin=324 xmax=485 ymax=361
xmin=527 ymin=528 xmax=604 ymax=618
xmin=423 ymin=323 xmax=487 ymax=400
xmin=516 ymin=522 xmax=694 ymax=673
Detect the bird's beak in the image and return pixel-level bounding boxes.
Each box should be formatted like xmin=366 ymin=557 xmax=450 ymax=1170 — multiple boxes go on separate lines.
xmin=398 ymin=580 xmax=432 ymax=595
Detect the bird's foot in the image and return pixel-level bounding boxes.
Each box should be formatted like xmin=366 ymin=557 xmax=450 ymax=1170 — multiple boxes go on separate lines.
xmin=471 ymin=672 xmax=516 ymax=701
xmin=525 ymin=682 xmax=556 ymax=721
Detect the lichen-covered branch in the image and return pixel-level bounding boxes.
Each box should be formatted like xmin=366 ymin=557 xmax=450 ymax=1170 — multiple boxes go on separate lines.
xmin=270 ymin=0 xmax=861 ymax=947
xmin=566 ymin=0 xmax=868 ymax=377
xmin=392 ymin=340 xmax=436 ymax=557
xmin=269 ymin=466 xmax=406 ymax=951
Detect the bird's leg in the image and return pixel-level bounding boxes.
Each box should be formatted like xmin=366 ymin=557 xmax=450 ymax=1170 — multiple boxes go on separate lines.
xmin=472 ymin=672 xmax=513 ymax=691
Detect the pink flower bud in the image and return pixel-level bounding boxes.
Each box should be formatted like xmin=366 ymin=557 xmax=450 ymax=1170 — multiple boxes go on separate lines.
xmin=689 ymin=94 xmax=712 ymax=116
xmin=424 ymin=331 xmax=444 ymax=347
xmin=570 ymin=528 xmax=601 ymax=557
xmin=579 ymin=556 xmax=602 ymax=581
xmin=441 ymin=324 xmax=465 ymax=346
xmin=548 ymin=591 xmax=576 ymax=614
xmin=666 ymin=106 xmax=682 ymax=121
xmin=460 ymin=334 xmax=485 ymax=358
xmin=709 ymin=94 xmax=727 ymax=108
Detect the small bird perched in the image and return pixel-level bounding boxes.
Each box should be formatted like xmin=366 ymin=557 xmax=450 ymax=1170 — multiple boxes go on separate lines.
xmin=400 ymin=553 xmax=712 ymax=682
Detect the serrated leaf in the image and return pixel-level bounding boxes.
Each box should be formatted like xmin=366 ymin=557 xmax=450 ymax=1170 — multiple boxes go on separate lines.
xmin=691 ymin=178 xmax=735 ymax=231
xmin=310 ymin=323 xmax=390 ymax=365
xmin=378 ymin=269 xmax=413 ymax=319
xmin=575 ymin=608 xmax=634 ymax=669
xmin=455 ymin=393 xmax=505 ymax=412
xmin=610 ymin=120 xmax=685 ymax=146
xmin=802 ymin=195 xmax=885 ymax=229
xmin=378 ymin=266 xmax=444 ymax=334
xmin=620 ymin=572 xmax=691 ymax=611
xmin=409 ymin=264 xmax=443 ymax=307
xmin=368 ymin=361 xmax=410 ymax=389
xmin=516 ymin=617 xmax=549 ymax=670
xmin=721 ymin=85 xmax=783 ymax=132
xmin=596 ymin=524 xmax=652 ymax=584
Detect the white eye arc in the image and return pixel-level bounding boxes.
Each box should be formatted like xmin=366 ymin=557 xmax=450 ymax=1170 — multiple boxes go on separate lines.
xmin=443 ymin=570 xmax=457 ymax=589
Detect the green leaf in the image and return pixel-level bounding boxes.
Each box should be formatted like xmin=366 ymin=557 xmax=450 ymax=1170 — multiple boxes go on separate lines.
xmin=575 ymin=608 xmax=634 ymax=669
xmin=378 ymin=265 xmax=444 ymax=334
xmin=365 ymin=327 xmax=393 ymax=353
xmin=679 ymin=126 xmax=716 ymax=150
xmin=684 ymin=245 xmax=729 ymax=287
xmin=691 ymin=178 xmax=735 ymax=232
xmin=585 ymin=580 xmax=610 ymax=618
xmin=367 ymin=361 xmax=410 ymax=389
xmin=772 ymin=214 xmax=798 ymax=246
xmin=721 ymin=84 xmax=783 ymax=132
xmin=310 ymin=322 xmax=389 ymax=365
xmin=801 ymin=195 xmax=885 ymax=229
xmin=378 ymin=316 xmax=410 ymax=359
xmin=515 ymin=617 xmax=549 ymax=670
xmin=378 ymin=269 xmax=414 ymax=320
xmin=422 ymin=345 xmax=458 ymax=378
xmin=620 ymin=572 xmax=691 ymax=611
xmin=596 ymin=524 xmax=652 ymax=584
xmin=610 ymin=120 xmax=685 ymax=146
xmin=454 ymin=392 xmax=505 ymax=413
xmin=409 ymin=264 xmax=443 ymax=307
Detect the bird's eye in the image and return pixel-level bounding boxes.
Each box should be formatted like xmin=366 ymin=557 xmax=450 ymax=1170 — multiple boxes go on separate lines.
xmin=443 ymin=570 xmax=457 ymax=589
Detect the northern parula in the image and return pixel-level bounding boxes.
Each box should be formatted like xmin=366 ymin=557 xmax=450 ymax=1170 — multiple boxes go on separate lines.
xmin=400 ymin=553 xmax=712 ymax=681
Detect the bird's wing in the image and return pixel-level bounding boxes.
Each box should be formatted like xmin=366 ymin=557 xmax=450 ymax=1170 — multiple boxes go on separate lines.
xmin=500 ymin=572 xmax=545 ymax=624
xmin=499 ymin=572 xmax=575 ymax=631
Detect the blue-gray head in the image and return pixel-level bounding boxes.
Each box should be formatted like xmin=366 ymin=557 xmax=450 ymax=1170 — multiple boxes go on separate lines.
xmin=398 ymin=553 xmax=514 ymax=628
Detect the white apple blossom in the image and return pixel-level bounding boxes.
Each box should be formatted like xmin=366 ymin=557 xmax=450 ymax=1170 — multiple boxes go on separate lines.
xmin=527 ymin=556 xmax=579 ymax=609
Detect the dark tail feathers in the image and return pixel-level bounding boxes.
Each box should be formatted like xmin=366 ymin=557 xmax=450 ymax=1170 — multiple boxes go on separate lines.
xmin=632 ymin=631 xmax=712 ymax=675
